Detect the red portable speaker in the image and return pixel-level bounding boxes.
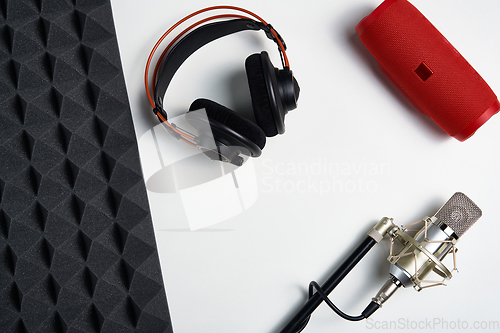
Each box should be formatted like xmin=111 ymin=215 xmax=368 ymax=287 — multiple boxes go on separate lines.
xmin=356 ymin=0 xmax=499 ymax=141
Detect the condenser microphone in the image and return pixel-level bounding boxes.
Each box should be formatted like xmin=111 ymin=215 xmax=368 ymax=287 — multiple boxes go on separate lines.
xmin=279 ymin=192 xmax=482 ymax=333
xmin=372 ymin=192 xmax=482 ymax=308
xmin=356 ymin=0 xmax=499 ymax=141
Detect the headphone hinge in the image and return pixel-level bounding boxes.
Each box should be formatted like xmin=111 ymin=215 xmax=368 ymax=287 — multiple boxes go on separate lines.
xmin=153 ymin=106 xmax=168 ymax=120
xmin=154 ymin=106 xmax=181 ymax=140
xmin=254 ymin=22 xmax=287 ymax=51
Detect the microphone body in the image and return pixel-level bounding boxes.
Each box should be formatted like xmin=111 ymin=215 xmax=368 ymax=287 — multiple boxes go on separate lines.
xmin=389 ymin=217 xmax=456 ymax=289
xmin=373 ymin=192 xmax=482 ymax=308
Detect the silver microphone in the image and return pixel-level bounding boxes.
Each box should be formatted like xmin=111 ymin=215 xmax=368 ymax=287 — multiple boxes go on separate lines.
xmin=370 ymin=192 xmax=482 ymax=307
xmin=279 ymin=192 xmax=483 ymax=329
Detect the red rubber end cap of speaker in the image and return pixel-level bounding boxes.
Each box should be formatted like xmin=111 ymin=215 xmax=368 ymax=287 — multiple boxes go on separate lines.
xmin=454 ymin=99 xmax=500 ymax=142
xmin=355 ymin=0 xmax=398 ymax=36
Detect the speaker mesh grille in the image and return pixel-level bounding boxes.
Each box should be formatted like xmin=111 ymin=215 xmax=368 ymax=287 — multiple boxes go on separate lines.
xmin=357 ymin=0 xmax=498 ymax=137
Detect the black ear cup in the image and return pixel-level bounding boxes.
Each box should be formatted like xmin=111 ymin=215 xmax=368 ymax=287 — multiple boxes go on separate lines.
xmin=246 ymin=53 xmax=278 ymax=137
xmin=189 ymin=98 xmax=266 ymax=149
xmin=187 ymin=99 xmax=265 ymax=164
xmin=245 ymin=51 xmax=300 ymax=137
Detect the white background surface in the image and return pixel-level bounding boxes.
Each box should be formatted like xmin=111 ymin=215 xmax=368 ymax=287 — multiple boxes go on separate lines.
xmin=110 ymin=1 xmax=500 ymax=332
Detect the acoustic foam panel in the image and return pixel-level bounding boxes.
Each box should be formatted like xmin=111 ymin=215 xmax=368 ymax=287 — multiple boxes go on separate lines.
xmin=0 ymin=0 xmax=173 ymax=332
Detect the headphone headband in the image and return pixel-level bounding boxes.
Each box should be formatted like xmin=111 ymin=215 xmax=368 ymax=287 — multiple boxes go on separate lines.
xmin=153 ymin=18 xmax=286 ymax=109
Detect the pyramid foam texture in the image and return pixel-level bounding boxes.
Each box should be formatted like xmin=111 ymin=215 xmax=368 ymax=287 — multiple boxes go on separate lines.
xmin=0 ymin=0 xmax=172 ymax=332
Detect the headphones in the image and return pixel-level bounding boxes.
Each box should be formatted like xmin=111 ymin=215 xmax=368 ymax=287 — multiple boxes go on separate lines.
xmin=145 ymin=6 xmax=300 ymax=166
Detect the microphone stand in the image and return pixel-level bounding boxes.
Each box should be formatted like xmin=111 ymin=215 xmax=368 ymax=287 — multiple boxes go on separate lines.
xmin=279 ymin=236 xmax=376 ymax=333
xmin=279 ymin=217 xmax=396 ymax=333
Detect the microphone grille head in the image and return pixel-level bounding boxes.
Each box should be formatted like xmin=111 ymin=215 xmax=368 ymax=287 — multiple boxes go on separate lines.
xmin=434 ymin=192 xmax=482 ymax=238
